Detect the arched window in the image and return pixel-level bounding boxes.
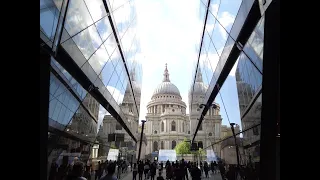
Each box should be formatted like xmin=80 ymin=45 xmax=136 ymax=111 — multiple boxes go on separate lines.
xmin=154 ymin=130 xmax=157 ymax=134
xmin=153 ymin=141 xmax=158 ymax=152
xmin=161 ymin=122 xmax=164 ymax=132
xmin=198 ymin=141 xmax=203 ymax=149
xmin=172 ymin=140 xmax=176 ymax=149
xmin=182 ymin=122 xmax=184 ymax=132
xmin=161 ymin=141 xmax=164 ymax=149
xmin=171 ymin=121 xmax=176 ymax=131
xmin=199 ymin=123 xmax=202 ymax=131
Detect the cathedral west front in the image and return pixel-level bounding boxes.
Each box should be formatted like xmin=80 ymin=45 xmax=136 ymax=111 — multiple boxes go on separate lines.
xmin=145 ymin=64 xmax=223 ymax=157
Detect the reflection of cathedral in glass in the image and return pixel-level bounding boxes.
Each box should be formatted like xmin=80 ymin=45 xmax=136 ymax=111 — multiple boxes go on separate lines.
xmin=102 ymin=67 xmax=141 ymax=154
xmin=235 ymin=38 xmax=263 ymax=163
xmin=67 ymin=93 xmax=100 ymax=141
xmin=82 ymin=93 xmax=100 ymax=120
xmin=145 ymin=65 xmax=223 ymax=157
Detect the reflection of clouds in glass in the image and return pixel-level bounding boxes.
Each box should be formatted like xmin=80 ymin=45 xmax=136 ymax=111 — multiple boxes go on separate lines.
xmin=218 ymin=11 xmax=235 ymax=38
xmin=111 ymin=0 xmax=129 ymax=11
xmin=88 ymin=46 xmax=109 ymax=74
xmin=217 ymin=47 xmax=223 ymax=56
xmin=113 ymin=2 xmax=131 ymax=25
xmin=230 ymin=59 xmax=238 ymax=76
xmin=65 ymin=0 xmax=93 ymax=36
xmin=73 ymin=25 xmax=102 ymax=59
xmin=107 ymin=86 xmax=125 ymax=104
xmin=128 ymin=52 xmax=144 ymax=67
xmin=104 ymin=33 xmax=117 ymax=55
xmin=96 ymin=17 xmax=113 ymax=41
xmin=207 ymin=52 xmax=219 ymax=74
xmin=122 ymin=27 xmax=137 ymax=52
xmin=84 ymin=0 xmax=107 ymax=22
xmin=98 ymin=105 xmax=107 ymax=127
xmin=210 ymin=3 xmax=219 ymax=17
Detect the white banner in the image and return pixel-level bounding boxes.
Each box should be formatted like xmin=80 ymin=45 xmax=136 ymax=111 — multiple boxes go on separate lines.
xmin=107 ymin=149 xmax=119 ymax=161
xmin=206 ymin=149 xmax=217 ymax=162
xmin=158 ymin=150 xmax=177 ymax=162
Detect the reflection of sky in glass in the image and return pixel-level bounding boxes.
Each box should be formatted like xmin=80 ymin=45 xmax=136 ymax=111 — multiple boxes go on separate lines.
xmin=190 ymin=0 xmax=250 ymax=129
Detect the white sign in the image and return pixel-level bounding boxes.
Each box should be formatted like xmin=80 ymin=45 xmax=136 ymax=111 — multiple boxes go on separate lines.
xmin=158 ymin=150 xmax=177 ymax=162
xmin=107 ymin=149 xmax=119 ymax=161
xmin=206 ymin=149 xmax=217 ymax=162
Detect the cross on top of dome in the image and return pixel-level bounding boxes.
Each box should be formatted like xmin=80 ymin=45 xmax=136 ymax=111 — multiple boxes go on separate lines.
xmin=163 ymin=63 xmax=170 ymax=82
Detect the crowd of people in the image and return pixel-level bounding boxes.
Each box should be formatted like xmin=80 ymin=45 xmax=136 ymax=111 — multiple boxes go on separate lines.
xmin=48 ymin=157 xmax=259 ymax=180
xmin=48 ymin=157 xmax=131 ymax=180
xmin=131 ymin=159 xmax=259 ymax=180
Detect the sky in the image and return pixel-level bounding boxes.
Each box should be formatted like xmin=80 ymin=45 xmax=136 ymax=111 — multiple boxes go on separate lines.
xmin=134 ymin=0 xmax=243 ymax=128
xmin=41 ymin=0 xmax=243 ymax=132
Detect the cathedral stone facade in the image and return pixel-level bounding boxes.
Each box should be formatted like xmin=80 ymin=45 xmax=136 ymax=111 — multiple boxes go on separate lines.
xmin=145 ymin=65 xmax=223 ymax=157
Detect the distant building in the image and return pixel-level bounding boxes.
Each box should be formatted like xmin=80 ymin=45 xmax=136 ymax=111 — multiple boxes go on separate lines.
xmin=144 ymin=65 xmax=233 ymax=159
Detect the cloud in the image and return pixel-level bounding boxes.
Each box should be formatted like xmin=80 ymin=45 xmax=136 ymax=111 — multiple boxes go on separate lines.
xmin=217 ymin=11 xmax=235 ymax=39
xmin=106 ymin=86 xmax=125 ymax=104
xmin=113 ymin=1 xmax=132 ymax=31
xmin=134 ymin=0 xmax=204 ymax=122
xmin=180 ymin=91 xmax=190 ymax=114
xmin=121 ymin=27 xmax=137 ymax=52
xmin=98 ymin=105 xmax=108 ymax=127
xmin=134 ymin=0 xmax=241 ymax=123
xmin=230 ymin=58 xmax=239 ymax=76
xmin=210 ymin=4 xmax=219 ymax=17
xmin=111 ymin=0 xmax=130 ymax=12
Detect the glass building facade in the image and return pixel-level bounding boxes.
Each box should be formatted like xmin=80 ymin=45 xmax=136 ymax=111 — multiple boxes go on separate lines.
xmin=41 ymin=0 xmax=142 ymax=178
xmin=190 ymin=0 xmax=278 ymax=172
xmin=235 ymin=16 xmax=264 ymax=164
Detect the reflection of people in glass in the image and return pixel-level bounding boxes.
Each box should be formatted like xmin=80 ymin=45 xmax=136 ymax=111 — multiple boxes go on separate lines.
xmin=67 ymin=161 xmax=87 ymax=180
xmin=57 ymin=156 xmax=70 ymax=180
xmin=48 ymin=161 xmax=58 ymax=180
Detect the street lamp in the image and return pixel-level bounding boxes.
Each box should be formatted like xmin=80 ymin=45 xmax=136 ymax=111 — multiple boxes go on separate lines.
xmin=137 ymin=120 xmax=146 ymax=162
xmin=230 ymin=123 xmax=240 ymax=168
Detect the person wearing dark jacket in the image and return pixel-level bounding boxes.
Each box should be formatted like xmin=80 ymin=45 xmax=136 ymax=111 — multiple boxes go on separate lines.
xmin=150 ymin=162 xmax=157 ymax=180
xmin=138 ymin=161 xmax=144 ymax=180
xmin=190 ymin=163 xmax=201 ymax=180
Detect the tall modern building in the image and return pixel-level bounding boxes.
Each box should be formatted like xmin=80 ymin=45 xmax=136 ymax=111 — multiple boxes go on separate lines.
xmin=40 ymin=0 xmax=142 ymax=178
xmin=190 ymin=0 xmax=279 ymax=179
xmin=144 ymin=65 xmax=227 ymax=158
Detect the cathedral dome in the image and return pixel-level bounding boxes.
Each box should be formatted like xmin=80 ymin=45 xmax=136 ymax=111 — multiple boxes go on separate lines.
xmin=152 ymin=64 xmax=181 ymax=98
xmin=152 ymin=82 xmax=180 ymax=97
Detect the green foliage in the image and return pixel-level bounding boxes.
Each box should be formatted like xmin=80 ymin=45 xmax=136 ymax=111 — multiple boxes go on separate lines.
xmin=110 ymin=144 xmax=117 ymax=149
xmin=191 ymin=148 xmax=206 ymax=156
xmin=175 ymin=138 xmax=191 ymax=155
xmin=198 ymin=148 xmax=206 ymax=155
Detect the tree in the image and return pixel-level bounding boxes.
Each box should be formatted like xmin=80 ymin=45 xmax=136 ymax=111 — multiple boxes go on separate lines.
xmin=198 ymin=148 xmax=206 ymax=156
xmin=110 ymin=144 xmax=117 ymax=149
xmin=175 ymin=138 xmax=191 ymax=157
xmin=191 ymin=147 xmax=206 ymax=161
